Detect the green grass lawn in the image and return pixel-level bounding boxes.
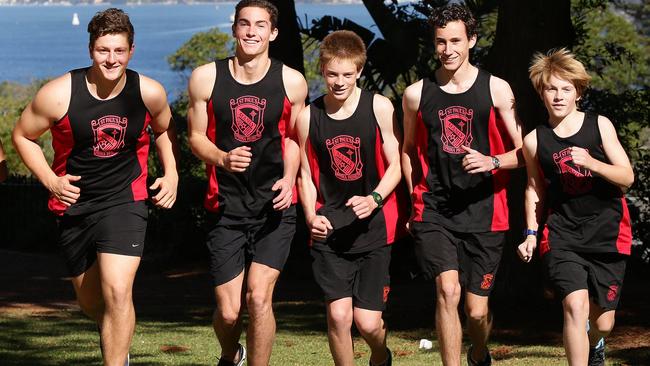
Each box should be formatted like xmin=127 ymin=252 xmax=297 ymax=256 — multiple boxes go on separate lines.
xmin=2 ymin=303 xmax=637 ymax=366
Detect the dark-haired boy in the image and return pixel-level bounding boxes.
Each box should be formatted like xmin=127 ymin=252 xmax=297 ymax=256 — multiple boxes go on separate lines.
xmin=13 ymin=8 xmax=178 ymax=366
xmin=187 ymin=1 xmax=307 ymax=365
xmin=401 ymin=4 xmax=523 ymax=365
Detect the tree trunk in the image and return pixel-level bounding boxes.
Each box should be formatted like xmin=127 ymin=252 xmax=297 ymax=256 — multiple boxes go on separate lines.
xmin=484 ymin=0 xmax=574 ymax=307
xmin=269 ymin=0 xmax=305 ymax=74
xmin=485 ymin=0 xmax=574 ymax=132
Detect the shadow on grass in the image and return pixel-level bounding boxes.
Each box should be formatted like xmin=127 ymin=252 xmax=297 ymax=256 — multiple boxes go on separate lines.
xmin=0 ymin=315 xmax=211 ymax=366
xmin=0 ymin=317 xmax=97 ymax=366
xmin=609 ymin=346 xmax=650 ymax=365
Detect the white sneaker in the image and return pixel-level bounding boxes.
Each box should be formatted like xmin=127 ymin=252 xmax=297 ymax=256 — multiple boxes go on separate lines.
xmin=234 ymin=344 xmax=246 ymax=366
xmin=216 ymin=344 xmax=246 ymax=366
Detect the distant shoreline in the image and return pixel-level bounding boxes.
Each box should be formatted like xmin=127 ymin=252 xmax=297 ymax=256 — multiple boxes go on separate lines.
xmin=0 ymin=1 xmax=365 ymax=6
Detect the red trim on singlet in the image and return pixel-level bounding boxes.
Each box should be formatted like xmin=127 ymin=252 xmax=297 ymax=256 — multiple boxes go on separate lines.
xmin=411 ymin=111 xmax=430 ymax=222
xmin=374 ymin=126 xmax=398 ymax=244
xmin=278 ymin=97 xmax=298 ymax=204
xmin=130 ymin=112 xmax=151 ymax=201
xmin=204 ymin=100 xmax=220 ymax=212
xmin=487 ymin=107 xmax=510 ymax=231
xmin=307 ymin=138 xmax=324 ymax=248
xmin=540 ymin=223 xmax=551 ymax=256
xmin=48 ymin=115 xmax=75 ymax=215
xmin=306 ymin=139 xmax=323 ymax=212
xmin=616 ymin=197 xmax=632 ymax=255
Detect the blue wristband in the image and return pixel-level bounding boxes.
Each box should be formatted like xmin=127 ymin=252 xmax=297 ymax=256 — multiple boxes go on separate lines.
xmin=524 ymin=229 xmax=538 ymax=236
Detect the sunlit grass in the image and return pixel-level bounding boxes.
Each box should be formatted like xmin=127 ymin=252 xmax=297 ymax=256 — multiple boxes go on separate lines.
xmin=0 ymin=303 xmax=644 ymax=365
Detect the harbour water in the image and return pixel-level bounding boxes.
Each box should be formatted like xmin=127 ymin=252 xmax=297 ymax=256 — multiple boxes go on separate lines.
xmin=0 ymin=4 xmax=376 ymax=98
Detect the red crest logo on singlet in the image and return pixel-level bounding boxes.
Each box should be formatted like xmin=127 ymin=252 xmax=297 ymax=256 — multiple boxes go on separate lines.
xmin=230 ymin=95 xmax=266 ymax=142
xmin=480 ymin=273 xmax=494 ymax=290
xmin=383 ymin=286 xmax=390 ymax=303
xmin=91 ymin=115 xmax=128 ymax=158
xmin=438 ymin=106 xmax=474 ymax=154
xmin=552 ymin=148 xmax=593 ymax=194
xmin=326 ymin=135 xmax=363 ymax=181
xmin=607 ymin=285 xmax=619 ymax=302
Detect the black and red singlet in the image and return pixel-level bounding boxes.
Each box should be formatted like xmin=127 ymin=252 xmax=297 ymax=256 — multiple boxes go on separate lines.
xmin=50 ymin=68 xmax=150 ymax=216
xmin=536 ymin=112 xmax=632 ymax=255
xmin=412 ymin=69 xmax=511 ymax=232
xmin=307 ymin=89 xmax=403 ymax=253
xmin=205 ymin=57 xmax=294 ymax=218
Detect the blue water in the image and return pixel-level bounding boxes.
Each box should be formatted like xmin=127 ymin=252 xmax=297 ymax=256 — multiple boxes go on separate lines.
xmin=0 ymin=4 xmax=376 ymax=99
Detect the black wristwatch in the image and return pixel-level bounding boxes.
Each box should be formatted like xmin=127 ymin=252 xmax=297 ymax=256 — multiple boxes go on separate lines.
xmin=371 ymin=191 xmax=384 ymax=208
xmin=491 ymin=156 xmax=501 ymax=170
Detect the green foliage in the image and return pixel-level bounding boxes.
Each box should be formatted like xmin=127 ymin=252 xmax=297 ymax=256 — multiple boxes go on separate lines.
xmin=619 ymin=0 xmax=650 ymax=37
xmin=471 ymin=5 xmax=498 ymax=66
xmin=570 ymin=3 xmax=650 ymax=251
xmin=302 ymin=34 xmax=326 ymax=98
xmin=164 ymin=28 xmax=232 ymax=180
xmin=582 ymin=87 xmax=650 ymax=251
xmin=572 ymin=3 xmax=650 ymax=92
xmin=170 ymin=93 xmax=205 ymax=179
xmin=167 ymin=28 xmax=232 ymax=76
xmin=0 ymin=80 xmax=53 ymax=176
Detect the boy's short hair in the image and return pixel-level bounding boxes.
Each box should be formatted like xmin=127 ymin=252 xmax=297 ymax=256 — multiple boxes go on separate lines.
xmin=428 ymin=4 xmax=478 ymax=39
xmin=235 ymin=0 xmax=279 ymax=29
xmin=88 ymin=8 xmax=134 ymax=49
xmin=320 ymin=30 xmax=367 ymax=71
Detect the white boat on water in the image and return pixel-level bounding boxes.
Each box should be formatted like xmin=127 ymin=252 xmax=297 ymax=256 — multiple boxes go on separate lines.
xmin=72 ymin=13 xmax=80 ymax=26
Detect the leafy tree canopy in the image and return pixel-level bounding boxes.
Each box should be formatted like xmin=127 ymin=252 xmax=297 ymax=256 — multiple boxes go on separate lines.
xmin=167 ymin=28 xmax=232 ymax=77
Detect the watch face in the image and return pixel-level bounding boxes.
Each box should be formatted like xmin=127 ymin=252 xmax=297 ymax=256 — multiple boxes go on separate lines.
xmin=492 ymin=157 xmax=500 ymax=169
xmin=372 ymin=192 xmax=383 ymax=206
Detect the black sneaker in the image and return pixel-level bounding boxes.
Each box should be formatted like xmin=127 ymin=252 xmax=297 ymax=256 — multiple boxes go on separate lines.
xmin=217 ymin=343 xmax=246 ymax=366
xmin=588 ymin=344 xmax=605 ymax=366
xmin=467 ymin=345 xmax=491 ymax=366
xmin=369 ymin=347 xmax=392 ymax=366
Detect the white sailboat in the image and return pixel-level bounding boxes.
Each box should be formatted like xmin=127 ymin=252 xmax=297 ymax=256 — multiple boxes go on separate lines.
xmin=72 ymin=13 xmax=80 ymax=26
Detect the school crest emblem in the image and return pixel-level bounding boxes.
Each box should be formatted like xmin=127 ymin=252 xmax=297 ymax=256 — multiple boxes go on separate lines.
xmin=552 ymin=148 xmax=593 ymax=195
xmin=91 ymin=115 xmax=128 ymax=158
xmin=230 ymin=96 xmax=266 ymax=142
xmin=383 ymin=286 xmax=390 ymax=303
xmin=326 ymin=135 xmax=363 ymax=181
xmin=607 ymin=284 xmax=619 ymax=302
xmin=480 ymin=273 xmax=494 ymax=290
xmin=439 ymin=106 xmax=474 ymax=154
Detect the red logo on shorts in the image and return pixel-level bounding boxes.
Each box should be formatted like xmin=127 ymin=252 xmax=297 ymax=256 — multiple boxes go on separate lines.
xmin=383 ymin=286 xmax=390 ymax=303
xmin=438 ymin=106 xmax=474 ymax=154
xmin=607 ymin=285 xmax=619 ymax=302
xmin=553 ymin=148 xmax=593 ymax=195
xmin=230 ymin=95 xmax=266 ymax=142
xmin=326 ymin=135 xmax=363 ymax=181
xmin=91 ymin=115 xmax=128 ymax=158
xmin=480 ymin=273 xmax=494 ymax=290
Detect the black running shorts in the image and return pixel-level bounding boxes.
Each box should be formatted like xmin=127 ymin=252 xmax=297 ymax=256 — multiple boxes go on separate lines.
xmin=410 ymin=221 xmax=504 ymax=296
xmin=57 ymin=201 xmax=148 ymax=277
xmin=206 ymin=205 xmax=296 ymax=287
xmin=543 ymin=249 xmax=627 ymax=311
xmin=311 ymin=245 xmax=391 ymax=311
